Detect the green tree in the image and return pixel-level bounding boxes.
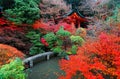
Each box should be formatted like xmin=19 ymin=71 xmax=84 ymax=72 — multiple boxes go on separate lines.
xmin=4 ymin=0 xmax=40 ymax=24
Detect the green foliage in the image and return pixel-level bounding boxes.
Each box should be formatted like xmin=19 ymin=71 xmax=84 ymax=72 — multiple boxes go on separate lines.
xmin=70 ymin=35 xmax=85 ymax=46
xmin=66 ymin=45 xmax=78 ymax=55
xmin=4 ymin=0 xmax=40 ymax=24
xmin=52 ymin=46 xmax=68 ymax=59
xmin=56 ymin=27 xmax=71 ymax=37
xmin=51 ymin=46 xmax=63 ymax=53
xmin=26 ymin=27 xmax=85 ymax=57
xmin=43 ymin=29 xmax=71 ymax=58
xmin=29 ymin=46 xmax=45 ymax=55
xmin=71 ymin=45 xmax=77 ymax=54
xmin=107 ymin=9 xmax=120 ymax=23
xmin=58 ymin=51 xmax=68 ymax=58
xmin=0 ymin=58 xmax=26 ymax=79
xmin=107 ymin=1 xmax=120 ymax=23
xmin=56 ymin=39 xmax=63 ymax=46
xmin=34 ymin=0 xmax=41 ymax=4
xmin=44 ymin=32 xmax=57 ymax=48
xmin=26 ymin=30 xmax=41 ymax=41
xmin=26 ymin=30 xmax=45 ymax=55
xmin=54 ymin=27 xmax=71 ymax=57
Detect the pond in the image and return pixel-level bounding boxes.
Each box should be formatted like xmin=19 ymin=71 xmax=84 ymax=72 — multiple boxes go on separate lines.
xmin=26 ymin=57 xmax=64 ymax=79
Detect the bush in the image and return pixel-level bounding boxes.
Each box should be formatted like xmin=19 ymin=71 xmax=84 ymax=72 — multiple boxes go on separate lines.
xmin=59 ymin=33 xmax=120 ymax=79
xmin=0 ymin=58 xmax=26 ymax=79
xmin=26 ymin=30 xmax=48 ymax=55
xmin=70 ymin=35 xmax=85 ymax=46
xmin=0 ymin=44 xmax=25 ymax=66
xmin=27 ymin=26 xmax=85 ymax=58
xmin=56 ymin=27 xmax=71 ymax=37
xmin=106 ymin=2 xmax=120 ymax=28
xmin=44 ymin=32 xmax=57 ymax=48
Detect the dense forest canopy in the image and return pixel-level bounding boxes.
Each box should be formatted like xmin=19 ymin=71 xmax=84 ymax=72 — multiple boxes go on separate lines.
xmin=0 ymin=0 xmax=120 ymax=23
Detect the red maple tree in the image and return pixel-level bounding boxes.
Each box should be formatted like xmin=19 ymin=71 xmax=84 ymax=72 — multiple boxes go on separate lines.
xmin=59 ymin=32 xmax=120 ymax=79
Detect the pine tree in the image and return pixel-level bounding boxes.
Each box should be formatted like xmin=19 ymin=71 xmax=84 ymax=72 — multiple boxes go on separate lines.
xmin=4 ymin=0 xmax=40 ymax=24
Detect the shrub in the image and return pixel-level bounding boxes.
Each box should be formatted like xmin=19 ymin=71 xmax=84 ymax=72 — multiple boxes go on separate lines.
xmin=59 ymin=33 xmax=120 ymax=79
xmin=0 ymin=44 xmax=25 ymax=66
xmin=52 ymin=27 xmax=71 ymax=57
xmin=76 ymin=28 xmax=87 ymax=38
xmin=51 ymin=27 xmax=84 ymax=57
xmin=70 ymin=35 xmax=85 ymax=46
xmin=26 ymin=30 xmax=49 ymax=55
xmin=44 ymin=32 xmax=57 ymax=48
xmin=70 ymin=45 xmax=78 ymax=54
xmin=56 ymin=27 xmax=71 ymax=37
xmin=106 ymin=2 xmax=120 ymax=27
xmin=0 ymin=19 xmax=31 ymax=55
xmin=52 ymin=46 xmax=63 ymax=53
xmin=27 ymin=26 xmax=85 ymax=57
xmin=0 ymin=58 xmax=26 ymax=79
xmin=26 ymin=27 xmax=71 ymax=55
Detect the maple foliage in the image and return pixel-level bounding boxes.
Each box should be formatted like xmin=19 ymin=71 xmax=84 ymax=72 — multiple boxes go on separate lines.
xmin=0 ymin=18 xmax=7 ymax=25
xmin=32 ymin=20 xmax=76 ymax=34
xmin=33 ymin=20 xmax=56 ymax=33
xmin=0 ymin=17 xmax=15 ymax=26
xmin=40 ymin=38 xmax=49 ymax=47
xmin=0 ymin=18 xmax=27 ymax=32
xmin=32 ymin=12 xmax=89 ymax=35
xmin=0 ymin=44 xmax=25 ymax=66
xmin=33 ymin=20 xmax=49 ymax=30
xmin=59 ymin=33 xmax=120 ymax=79
xmin=0 ymin=18 xmax=31 ymax=55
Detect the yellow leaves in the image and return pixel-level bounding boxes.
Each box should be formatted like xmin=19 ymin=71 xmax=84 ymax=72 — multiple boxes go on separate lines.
xmin=76 ymin=27 xmax=87 ymax=38
xmin=103 ymin=68 xmax=117 ymax=76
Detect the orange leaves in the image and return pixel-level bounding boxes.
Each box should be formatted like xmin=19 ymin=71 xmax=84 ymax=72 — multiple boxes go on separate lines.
xmin=76 ymin=28 xmax=87 ymax=38
xmin=33 ymin=20 xmax=49 ymax=30
xmin=0 ymin=44 xmax=25 ymax=66
xmin=116 ymin=23 xmax=120 ymax=28
xmin=59 ymin=48 xmax=105 ymax=79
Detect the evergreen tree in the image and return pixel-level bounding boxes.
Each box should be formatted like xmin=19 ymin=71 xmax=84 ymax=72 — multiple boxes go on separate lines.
xmin=4 ymin=0 xmax=41 ymax=24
